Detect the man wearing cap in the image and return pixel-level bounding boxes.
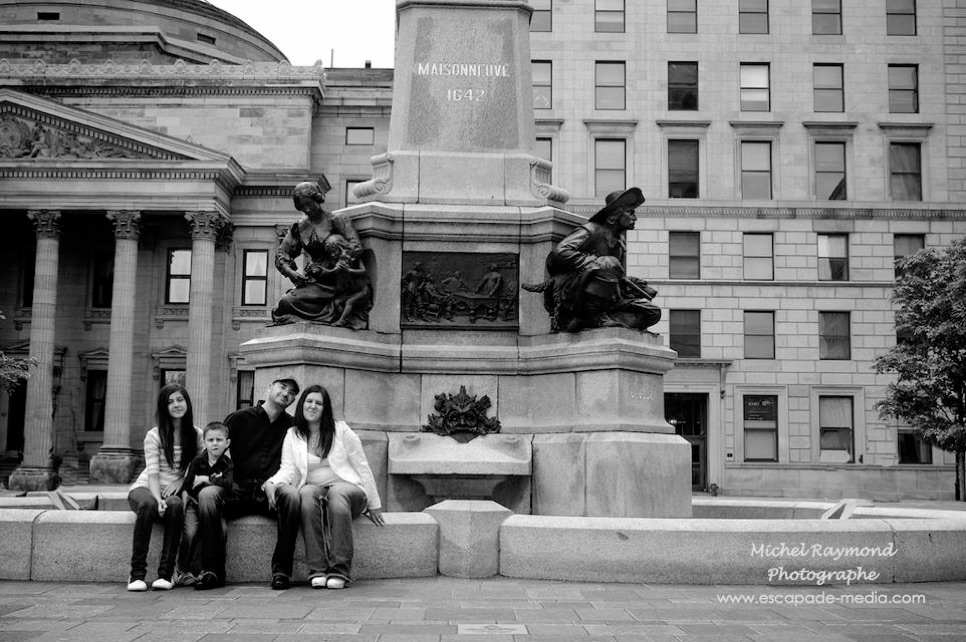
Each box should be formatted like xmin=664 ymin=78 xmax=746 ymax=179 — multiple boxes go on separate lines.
xmin=185 ymin=377 xmax=301 ymax=590
xmin=529 ymin=187 xmax=661 ymax=333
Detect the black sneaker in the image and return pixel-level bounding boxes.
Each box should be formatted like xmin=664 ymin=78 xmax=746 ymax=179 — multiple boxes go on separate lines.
xmin=194 ymin=571 xmax=224 ymax=591
xmin=270 ymin=574 xmax=290 ymax=590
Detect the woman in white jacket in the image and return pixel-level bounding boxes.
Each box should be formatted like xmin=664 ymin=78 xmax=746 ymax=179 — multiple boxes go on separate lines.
xmin=264 ymin=384 xmax=384 ymax=589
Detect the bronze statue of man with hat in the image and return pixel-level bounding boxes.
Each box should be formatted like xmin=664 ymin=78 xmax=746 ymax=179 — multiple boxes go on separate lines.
xmin=524 ymin=187 xmax=661 ymax=333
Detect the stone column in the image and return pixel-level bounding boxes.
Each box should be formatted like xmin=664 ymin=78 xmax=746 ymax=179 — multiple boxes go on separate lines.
xmin=89 ymin=211 xmax=143 ymax=483
xmin=9 ymin=210 xmax=61 ymax=491
xmin=185 ymin=212 xmax=226 ymax=425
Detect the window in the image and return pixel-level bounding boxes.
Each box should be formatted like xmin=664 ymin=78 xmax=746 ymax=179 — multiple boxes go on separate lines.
xmin=668 ymin=140 xmax=699 ymax=198
xmin=893 ymin=234 xmax=924 ymax=279
xmin=744 ymin=311 xmax=775 ymax=359
xmin=91 ymin=252 xmax=113 ymax=308
xmin=595 ymin=138 xmax=625 ymax=197
xmin=740 ymin=141 xmax=772 ymax=199
xmin=743 ymin=233 xmax=773 ymax=280
xmin=743 ymin=395 xmax=778 ymax=461
xmin=813 ymin=64 xmax=844 ymax=112
xmin=739 ymin=0 xmax=768 ymax=34
xmin=236 ymin=370 xmax=255 ymax=410
xmin=197 ymin=33 xmax=216 ymax=45
xmin=241 ymin=250 xmax=268 ymax=306
xmin=84 ymin=370 xmax=107 ymax=432
xmin=596 ymin=0 xmax=624 ymax=32
xmin=345 ymin=180 xmax=364 ymax=207
xmin=530 ymin=0 xmax=551 ymax=31
xmin=165 ymin=249 xmax=191 ymax=304
xmin=887 ymin=0 xmax=916 ymax=36
xmin=668 ymin=0 xmax=697 ymax=33
xmin=532 ymin=60 xmax=552 ymax=109
xmin=740 ymin=64 xmax=770 ymax=111
xmin=535 ymin=137 xmax=552 ymax=182
xmin=819 ymin=311 xmax=850 ymax=360
xmin=898 ymin=430 xmax=931 ymax=464
xmin=815 ymin=141 xmax=846 ymax=200
xmin=345 ymin=127 xmax=375 ymax=145
xmin=818 ymin=233 xmax=849 ymax=281
xmin=595 ymin=61 xmax=626 ymax=110
xmin=888 ymin=65 xmax=919 ymax=113
xmin=160 ymin=369 xmax=186 ymax=387
xmin=668 ymin=62 xmax=698 ymax=110
xmin=669 ymin=231 xmax=700 ymax=279
xmin=37 ymin=11 xmax=59 ymax=20
xmin=890 ymin=143 xmax=922 ymax=201
xmin=819 ymin=396 xmax=853 ymax=463
xmin=669 ymin=310 xmax=701 ymax=357
xmin=812 ymin=0 xmax=841 ymax=35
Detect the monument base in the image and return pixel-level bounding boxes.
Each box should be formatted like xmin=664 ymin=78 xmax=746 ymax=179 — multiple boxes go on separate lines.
xmin=89 ymin=447 xmax=143 ymax=484
xmin=7 ymin=466 xmax=58 ymax=492
xmin=241 ymin=326 xmax=688 ymax=517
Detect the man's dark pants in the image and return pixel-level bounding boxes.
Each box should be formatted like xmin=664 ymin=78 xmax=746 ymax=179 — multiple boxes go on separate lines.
xmin=184 ymin=483 xmax=300 ymax=581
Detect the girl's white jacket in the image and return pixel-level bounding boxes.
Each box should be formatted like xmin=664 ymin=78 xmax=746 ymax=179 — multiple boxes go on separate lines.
xmin=267 ymin=422 xmax=382 ymax=511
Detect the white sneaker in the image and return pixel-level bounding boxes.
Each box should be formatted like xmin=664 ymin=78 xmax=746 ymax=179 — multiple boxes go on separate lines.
xmin=326 ymin=577 xmax=346 ymax=590
xmin=310 ymin=575 xmax=328 ymax=589
xmin=127 ymin=579 xmax=148 ymax=592
xmin=151 ymin=578 xmax=174 ymax=590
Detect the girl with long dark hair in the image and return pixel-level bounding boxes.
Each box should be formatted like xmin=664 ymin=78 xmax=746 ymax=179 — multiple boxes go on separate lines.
xmin=125 ymin=383 xmax=202 ymax=591
xmin=264 ymin=384 xmax=384 ymax=589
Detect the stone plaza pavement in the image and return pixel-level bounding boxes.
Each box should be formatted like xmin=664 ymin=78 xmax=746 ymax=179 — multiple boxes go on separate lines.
xmin=0 ymin=577 xmax=965 ymax=641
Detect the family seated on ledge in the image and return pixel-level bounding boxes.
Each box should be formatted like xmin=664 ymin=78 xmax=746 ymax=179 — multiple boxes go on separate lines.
xmin=127 ymin=377 xmax=382 ymax=592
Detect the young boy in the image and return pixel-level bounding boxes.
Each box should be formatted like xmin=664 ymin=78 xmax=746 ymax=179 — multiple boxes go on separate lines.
xmin=179 ymin=421 xmax=233 ymax=590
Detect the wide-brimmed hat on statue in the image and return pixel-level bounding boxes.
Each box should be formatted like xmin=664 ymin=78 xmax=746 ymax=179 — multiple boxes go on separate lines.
xmin=589 ymin=187 xmax=645 ymax=224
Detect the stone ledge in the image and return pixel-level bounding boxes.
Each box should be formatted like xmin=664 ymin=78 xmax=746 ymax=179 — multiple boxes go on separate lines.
xmin=10 ymin=511 xmax=437 ymax=583
xmin=498 ymin=515 xmax=966 ymax=585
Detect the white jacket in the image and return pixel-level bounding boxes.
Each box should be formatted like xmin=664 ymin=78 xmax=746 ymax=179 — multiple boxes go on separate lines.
xmin=267 ymin=421 xmax=381 ymax=510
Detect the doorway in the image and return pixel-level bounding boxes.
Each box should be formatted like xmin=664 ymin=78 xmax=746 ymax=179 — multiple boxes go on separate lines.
xmin=665 ymin=392 xmax=708 ymax=490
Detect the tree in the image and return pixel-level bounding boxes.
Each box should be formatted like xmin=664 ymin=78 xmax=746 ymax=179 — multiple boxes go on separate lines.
xmin=0 ymin=310 xmax=34 ymax=393
xmin=873 ymin=238 xmax=966 ymax=500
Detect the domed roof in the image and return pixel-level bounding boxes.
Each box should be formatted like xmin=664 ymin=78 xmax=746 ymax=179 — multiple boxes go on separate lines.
xmin=0 ymin=0 xmax=289 ymax=64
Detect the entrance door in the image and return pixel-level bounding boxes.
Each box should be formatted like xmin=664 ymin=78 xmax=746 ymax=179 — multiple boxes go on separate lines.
xmin=665 ymin=393 xmax=708 ymax=490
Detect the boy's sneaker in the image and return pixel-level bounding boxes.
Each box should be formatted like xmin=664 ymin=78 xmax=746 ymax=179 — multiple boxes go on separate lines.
xmin=325 ymin=577 xmax=346 ymax=590
xmin=310 ymin=575 xmax=328 ymax=589
xmin=194 ymin=571 xmax=224 ymax=591
xmin=175 ymin=570 xmax=196 ymax=587
xmin=126 ymin=579 xmax=148 ymax=592
xmin=151 ymin=578 xmax=174 ymax=591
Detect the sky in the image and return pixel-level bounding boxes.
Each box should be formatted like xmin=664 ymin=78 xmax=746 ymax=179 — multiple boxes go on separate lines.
xmin=205 ymin=0 xmax=397 ymax=68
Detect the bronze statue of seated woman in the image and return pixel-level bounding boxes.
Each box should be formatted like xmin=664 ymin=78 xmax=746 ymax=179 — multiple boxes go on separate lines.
xmin=271 ymin=181 xmax=373 ymax=329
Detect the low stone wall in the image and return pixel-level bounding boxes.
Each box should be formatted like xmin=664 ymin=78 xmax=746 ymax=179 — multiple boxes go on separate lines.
xmin=1 ymin=508 xmax=438 ymax=583
xmin=499 ymin=514 xmax=966 ymax=584
xmin=4 ymin=498 xmax=966 ymax=585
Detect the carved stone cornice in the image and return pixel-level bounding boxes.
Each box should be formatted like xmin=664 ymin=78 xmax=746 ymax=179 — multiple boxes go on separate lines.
xmin=106 ymin=211 xmax=141 ymax=241
xmin=564 ymin=204 xmax=966 ymax=221
xmin=0 ymin=59 xmax=326 ymax=82
xmin=185 ymin=211 xmax=227 ymax=242
xmin=27 ymin=209 xmax=61 ymax=239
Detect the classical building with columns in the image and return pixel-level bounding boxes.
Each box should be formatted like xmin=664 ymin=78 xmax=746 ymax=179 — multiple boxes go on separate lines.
xmin=3 ymin=0 xmax=966 ymax=500
xmin=0 ymin=0 xmax=390 ymax=488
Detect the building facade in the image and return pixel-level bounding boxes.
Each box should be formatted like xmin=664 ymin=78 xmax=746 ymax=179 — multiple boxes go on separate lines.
xmin=1 ymin=0 xmax=965 ymax=498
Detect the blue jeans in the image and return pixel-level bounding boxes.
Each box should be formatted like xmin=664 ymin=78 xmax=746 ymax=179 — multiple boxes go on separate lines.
xmin=283 ymin=482 xmax=366 ymax=582
xmin=127 ymin=487 xmax=184 ymax=582
xmin=184 ymin=483 xmax=301 ymax=581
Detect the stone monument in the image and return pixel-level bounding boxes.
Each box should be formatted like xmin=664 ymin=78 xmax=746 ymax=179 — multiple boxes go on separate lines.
xmin=242 ymin=0 xmax=691 ymax=517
